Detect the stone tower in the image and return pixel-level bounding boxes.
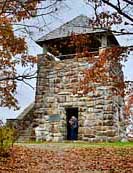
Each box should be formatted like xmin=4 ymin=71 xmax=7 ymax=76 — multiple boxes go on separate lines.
xmin=34 ymin=15 xmax=126 ymax=142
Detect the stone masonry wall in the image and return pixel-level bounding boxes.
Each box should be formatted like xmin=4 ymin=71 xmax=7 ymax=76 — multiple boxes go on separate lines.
xmin=34 ymin=53 xmax=125 ymax=142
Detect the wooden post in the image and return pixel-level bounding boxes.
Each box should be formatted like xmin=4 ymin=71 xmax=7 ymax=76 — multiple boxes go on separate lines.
xmin=101 ymin=33 xmax=107 ymax=48
xmin=43 ymin=44 xmax=48 ymax=54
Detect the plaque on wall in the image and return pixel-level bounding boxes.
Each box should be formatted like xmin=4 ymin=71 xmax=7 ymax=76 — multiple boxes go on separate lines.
xmin=48 ymin=114 xmax=61 ymax=122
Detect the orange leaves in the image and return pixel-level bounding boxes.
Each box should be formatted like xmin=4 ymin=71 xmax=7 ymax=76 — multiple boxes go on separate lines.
xmin=125 ymin=94 xmax=133 ymax=116
xmin=86 ymin=0 xmax=132 ymax=28
xmin=0 ymin=1 xmax=40 ymax=109
xmin=78 ymin=46 xmax=127 ymax=96
xmin=0 ymin=15 xmax=27 ymax=55
xmin=0 ymin=76 xmax=18 ymax=109
xmin=69 ymin=33 xmax=91 ymax=54
xmin=21 ymin=55 xmax=38 ymax=67
xmin=0 ymin=146 xmax=133 ymax=173
xmin=67 ymin=32 xmax=127 ymax=96
xmin=92 ymin=11 xmax=122 ymax=28
xmin=0 ymin=0 xmax=40 ymax=21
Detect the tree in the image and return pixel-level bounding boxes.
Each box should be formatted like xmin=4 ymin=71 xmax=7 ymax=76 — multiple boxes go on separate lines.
xmin=81 ymin=0 xmax=133 ymax=98
xmin=0 ymin=0 xmax=132 ymax=110
xmin=124 ymin=81 xmax=133 ymax=116
xmin=98 ymin=0 xmax=133 ymax=23
xmin=85 ymin=0 xmax=133 ymax=29
xmin=0 ymin=0 xmax=40 ymax=109
xmin=0 ymin=0 xmax=62 ymax=109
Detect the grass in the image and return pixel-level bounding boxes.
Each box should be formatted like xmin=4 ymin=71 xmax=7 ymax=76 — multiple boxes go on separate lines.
xmin=17 ymin=140 xmax=133 ymax=149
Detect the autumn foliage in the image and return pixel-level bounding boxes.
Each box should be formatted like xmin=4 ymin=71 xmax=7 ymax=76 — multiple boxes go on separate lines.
xmin=0 ymin=1 xmax=39 ymax=109
xmin=0 ymin=0 xmax=132 ymax=110
xmin=0 ymin=145 xmax=133 ymax=173
xmin=82 ymin=47 xmax=126 ymax=95
xmin=125 ymin=94 xmax=133 ymax=116
xmin=61 ymin=32 xmax=127 ymax=97
xmin=86 ymin=0 xmax=133 ymax=26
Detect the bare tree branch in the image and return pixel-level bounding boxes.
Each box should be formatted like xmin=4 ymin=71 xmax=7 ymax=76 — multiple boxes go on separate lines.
xmin=0 ymin=73 xmax=37 ymax=82
xmin=102 ymin=0 xmax=133 ymax=22
xmin=123 ymin=0 xmax=133 ymax=6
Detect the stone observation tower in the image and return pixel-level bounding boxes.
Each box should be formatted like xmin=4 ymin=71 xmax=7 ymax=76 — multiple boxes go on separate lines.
xmin=33 ymin=15 xmax=126 ymax=142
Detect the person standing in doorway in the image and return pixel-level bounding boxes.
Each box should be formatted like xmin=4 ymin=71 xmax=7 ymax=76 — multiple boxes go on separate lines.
xmin=69 ymin=116 xmax=78 ymax=140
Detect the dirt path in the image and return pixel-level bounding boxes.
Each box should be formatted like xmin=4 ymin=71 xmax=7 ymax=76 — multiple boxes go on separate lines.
xmin=17 ymin=142 xmax=77 ymax=151
xmin=17 ymin=141 xmax=133 ymax=151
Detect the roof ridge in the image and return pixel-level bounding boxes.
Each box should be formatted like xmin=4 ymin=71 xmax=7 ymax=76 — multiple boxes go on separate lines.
xmin=36 ymin=15 xmax=91 ymax=43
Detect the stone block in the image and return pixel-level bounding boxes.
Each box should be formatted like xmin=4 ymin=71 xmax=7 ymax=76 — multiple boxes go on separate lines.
xmin=58 ymin=91 xmax=70 ymax=95
xmin=95 ymin=120 xmax=103 ymax=126
xmin=128 ymin=137 xmax=133 ymax=142
xmin=94 ymin=109 xmax=102 ymax=113
xmin=87 ymin=92 xmax=94 ymax=97
xmin=106 ymin=130 xmax=116 ymax=137
xmin=66 ymin=96 xmax=72 ymax=102
xmin=104 ymin=105 xmax=113 ymax=111
xmin=95 ymin=99 xmax=104 ymax=105
xmin=102 ymin=114 xmax=114 ymax=120
xmin=95 ymin=105 xmax=104 ymax=109
xmin=47 ymin=109 xmax=54 ymax=115
xmin=82 ymin=137 xmax=89 ymax=141
xmin=55 ymin=78 xmax=61 ymax=83
xmin=103 ymin=120 xmax=114 ymax=126
xmin=83 ymin=120 xmax=89 ymax=127
xmin=87 ymin=101 xmax=94 ymax=107
xmin=87 ymin=107 xmax=94 ymax=112
xmin=95 ymin=126 xmax=109 ymax=131
xmin=57 ymin=96 xmax=66 ymax=103
xmin=87 ymin=97 xmax=93 ymax=101
xmin=71 ymin=97 xmax=77 ymax=102
xmin=95 ymin=113 xmax=104 ymax=118
xmin=105 ymin=100 xmax=113 ymax=105
xmin=96 ymin=130 xmax=116 ymax=137
xmin=87 ymin=113 xmax=95 ymax=119
xmin=78 ymin=127 xmax=84 ymax=134
xmin=121 ymin=138 xmax=128 ymax=142
xmin=53 ymin=136 xmax=63 ymax=142
xmin=83 ymin=128 xmax=96 ymax=136
xmin=79 ymin=107 xmax=87 ymax=112
xmin=104 ymin=110 xmax=114 ymax=114
xmin=88 ymin=138 xmax=98 ymax=142
xmin=107 ymin=136 xmax=120 ymax=142
xmin=54 ymin=88 xmax=60 ymax=93
xmin=55 ymin=63 xmax=64 ymax=70
xmin=47 ymin=97 xmax=55 ymax=103
xmin=96 ymin=136 xmax=108 ymax=142
xmin=52 ymin=125 xmax=59 ymax=133
xmin=84 ymin=134 xmax=95 ymax=138
xmin=93 ymin=91 xmax=102 ymax=97
xmin=79 ymin=97 xmax=88 ymax=101
xmin=71 ymin=78 xmax=78 ymax=83
xmin=46 ymin=136 xmax=53 ymax=141
xmin=53 ymin=133 xmax=62 ymax=137
xmin=78 ymin=120 xmax=84 ymax=126
xmin=77 ymin=102 xmax=85 ymax=106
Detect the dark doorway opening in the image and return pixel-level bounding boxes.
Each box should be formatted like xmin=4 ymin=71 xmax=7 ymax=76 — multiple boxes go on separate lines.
xmin=66 ymin=107 xmax=78 ymax=140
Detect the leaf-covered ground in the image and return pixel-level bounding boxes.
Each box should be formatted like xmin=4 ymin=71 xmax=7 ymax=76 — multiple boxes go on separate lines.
xmin=0 ymin=142 xmax=133 ymax=173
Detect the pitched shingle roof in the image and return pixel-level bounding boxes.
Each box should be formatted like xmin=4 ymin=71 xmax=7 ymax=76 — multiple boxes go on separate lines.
xmin=36 ymin=15 xmax=119 ymax=46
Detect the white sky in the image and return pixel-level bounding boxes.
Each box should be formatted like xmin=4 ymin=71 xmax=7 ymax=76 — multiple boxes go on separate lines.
xmin=0 ymin=0 xmax=132 ymax=122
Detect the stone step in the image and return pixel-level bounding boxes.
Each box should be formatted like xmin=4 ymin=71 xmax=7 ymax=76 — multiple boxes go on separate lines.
xmin=17 ymin=127 xmax=35 ymax=142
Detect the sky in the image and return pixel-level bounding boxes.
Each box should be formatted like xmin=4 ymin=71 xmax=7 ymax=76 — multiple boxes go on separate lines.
xmin=0 ymin=0 xmax=133 ymax=122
